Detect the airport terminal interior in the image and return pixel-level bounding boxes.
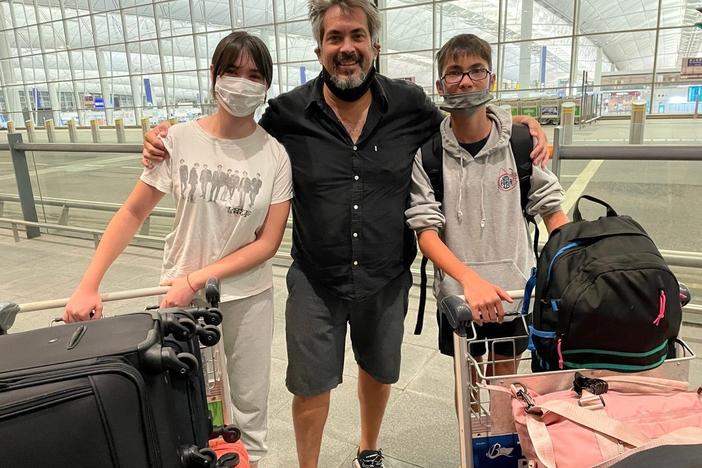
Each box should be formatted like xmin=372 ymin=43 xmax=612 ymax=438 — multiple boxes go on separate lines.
xmin=1 ymin=0 xmax=702 ymax=466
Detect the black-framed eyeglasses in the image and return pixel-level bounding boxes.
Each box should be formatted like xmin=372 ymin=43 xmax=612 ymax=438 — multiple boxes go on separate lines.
xmin=441 ymin=68 xmax=491 ymax=84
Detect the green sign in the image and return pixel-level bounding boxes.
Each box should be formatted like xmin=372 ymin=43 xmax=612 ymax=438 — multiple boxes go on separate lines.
xmin=208 ymin=401 xmax=225 ymax=427
xmin=520 ymin=106 xmax=539 ymax=118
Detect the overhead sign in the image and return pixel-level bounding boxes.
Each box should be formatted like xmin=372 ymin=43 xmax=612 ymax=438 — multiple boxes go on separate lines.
xmin=93 ymin=96 xmax=105 ymax=109
xmin=681 ymin=57 xmax=702 ymax=76
xmin=144 ymin=78 xmax=153 ymax=105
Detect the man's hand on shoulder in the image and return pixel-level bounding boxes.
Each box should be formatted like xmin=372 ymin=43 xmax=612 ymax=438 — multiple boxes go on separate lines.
xmin=142 ymin=121 xmax=172 ymax=168
xmin=514 ymin=115 xmax=549 ymax=168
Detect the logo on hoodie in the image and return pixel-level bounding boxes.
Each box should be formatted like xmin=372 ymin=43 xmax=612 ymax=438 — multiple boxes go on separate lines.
xmin=497 ymin=168 xmax=518 ymax=192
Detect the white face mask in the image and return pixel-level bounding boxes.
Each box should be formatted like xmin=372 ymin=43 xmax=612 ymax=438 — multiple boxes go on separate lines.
xmin=214 ymin=76 xmax=267 ymax=117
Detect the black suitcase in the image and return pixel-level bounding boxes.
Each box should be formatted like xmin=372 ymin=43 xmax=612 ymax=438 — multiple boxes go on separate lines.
xmin=0 ymin=310 xmax=219 ymax=468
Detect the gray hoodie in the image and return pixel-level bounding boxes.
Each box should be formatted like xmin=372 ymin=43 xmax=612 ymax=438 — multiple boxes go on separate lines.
xmin=405 ymin=105 xmax=565 ymax=314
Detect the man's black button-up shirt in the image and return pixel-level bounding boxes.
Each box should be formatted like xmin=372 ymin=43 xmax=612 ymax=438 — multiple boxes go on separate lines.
xmin=260 ymin=73 xmax=443 ymax=300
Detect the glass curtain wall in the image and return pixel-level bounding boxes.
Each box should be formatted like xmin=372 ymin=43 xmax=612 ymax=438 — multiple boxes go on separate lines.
xmin=0 ymin=0 xmax=700 ymax=127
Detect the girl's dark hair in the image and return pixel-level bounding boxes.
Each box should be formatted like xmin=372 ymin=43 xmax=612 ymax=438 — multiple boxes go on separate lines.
xmin=211 ymin=31 xmax=273 ymax=94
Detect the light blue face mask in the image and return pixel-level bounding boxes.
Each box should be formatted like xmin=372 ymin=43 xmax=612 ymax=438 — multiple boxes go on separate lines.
xmin=439 ymin=89 xmax=494 ymax=116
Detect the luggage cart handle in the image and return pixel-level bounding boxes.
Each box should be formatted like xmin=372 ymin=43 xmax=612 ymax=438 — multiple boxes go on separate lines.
xmin=16 ymin=286 xmax=171 ymax=314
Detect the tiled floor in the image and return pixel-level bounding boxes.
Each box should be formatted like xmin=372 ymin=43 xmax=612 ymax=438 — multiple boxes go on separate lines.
xmin=1 ymin=230 xmax=701 ymax=467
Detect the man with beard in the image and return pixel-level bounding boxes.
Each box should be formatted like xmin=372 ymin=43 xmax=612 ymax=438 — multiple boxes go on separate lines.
xmin=141 ymin=1 xmax=548 ymax=466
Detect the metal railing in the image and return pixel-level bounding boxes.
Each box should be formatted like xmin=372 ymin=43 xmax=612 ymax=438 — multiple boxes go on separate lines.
xmin=3 ymin=133 xmax=702 ymax=314
xmin=3 ymin=134 xmax=144 ymax=240
xmin=0 ymin=217 xmax=294 ymax=266
xmin=551 ymin=126 xmax=702 ymax=178
xmin=0 ymin=193 xmax=175 ymax=236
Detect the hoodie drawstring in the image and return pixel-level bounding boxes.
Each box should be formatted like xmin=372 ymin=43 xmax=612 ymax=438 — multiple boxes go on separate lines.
xmin=457 ymin=154 xmax=464 ymax=221
xmin=456 ymin=143 xmax=487 ymax=228
xmin=479 ymin=161 xmax=486 ymax=229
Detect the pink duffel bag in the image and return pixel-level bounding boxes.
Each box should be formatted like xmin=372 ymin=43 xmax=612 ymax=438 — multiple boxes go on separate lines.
xmin=510 ymin=375 xmax=702 ymax=468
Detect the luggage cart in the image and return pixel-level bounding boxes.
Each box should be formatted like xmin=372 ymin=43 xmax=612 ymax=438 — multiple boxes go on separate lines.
xmin=440 ymin=288 xmax=696 ymax=468
xmin=0 ymin=282 xmax=244 ymax=467
xmin=0 ymin=283 xmax=242 ymax=455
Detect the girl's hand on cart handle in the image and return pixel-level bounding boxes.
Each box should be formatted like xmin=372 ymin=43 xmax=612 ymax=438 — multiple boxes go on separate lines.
xmin=160 ymin=275 xmax=198 ymax=308
xmin=64 ymin=287 xmax=103 ymax=323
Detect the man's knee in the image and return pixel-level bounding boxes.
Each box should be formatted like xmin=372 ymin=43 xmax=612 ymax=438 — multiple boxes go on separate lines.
xmin=292 ymin=391 xmax=331 ymax=411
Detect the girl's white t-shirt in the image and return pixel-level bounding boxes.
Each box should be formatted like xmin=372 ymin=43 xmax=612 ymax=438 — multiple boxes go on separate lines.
xmin=140 ymin=120 xmax=293 ymax=300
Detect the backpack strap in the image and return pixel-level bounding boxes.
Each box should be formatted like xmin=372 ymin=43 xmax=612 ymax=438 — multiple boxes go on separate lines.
xmin=510 ymin=123 xmax=539 ymax=258
xmin=415 ymin=132 xmax=443 ymax=335
xmin=420 ymin=132 xmax=444 ymax=204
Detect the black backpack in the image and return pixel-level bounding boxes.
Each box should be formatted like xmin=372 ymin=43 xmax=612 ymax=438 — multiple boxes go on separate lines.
xmin=414 ymin=123 xmax=535 ymax=334
xmin=523 ymin=195 xmax=682 ymax=372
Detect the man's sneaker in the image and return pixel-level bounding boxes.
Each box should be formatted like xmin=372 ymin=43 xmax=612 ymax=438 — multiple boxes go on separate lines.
xmin=353 ymin=449 xmax=384 ymax=468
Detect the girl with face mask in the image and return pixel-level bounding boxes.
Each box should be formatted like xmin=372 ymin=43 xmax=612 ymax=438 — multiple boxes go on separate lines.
xmin=63 ymin=32 xmax=293 ymax=466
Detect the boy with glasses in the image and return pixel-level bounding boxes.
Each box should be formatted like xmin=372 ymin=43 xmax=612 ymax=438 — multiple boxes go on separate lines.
xmin=406 ymin=34 xmax=569 ymax=377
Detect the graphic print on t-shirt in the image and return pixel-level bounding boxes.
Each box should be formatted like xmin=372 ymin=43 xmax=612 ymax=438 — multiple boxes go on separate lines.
xmin=177 ymin=160 xmax=266 ymax=218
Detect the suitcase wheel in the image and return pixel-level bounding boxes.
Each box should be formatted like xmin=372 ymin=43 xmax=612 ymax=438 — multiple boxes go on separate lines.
xmin=217 ymin=452 xmax=240 ymax=468
xmin=197 ymin=324 xmax=222 ymax=347
xmin=210 ymin=424 xmax=241 ymax=444
xmin=180 ymin=445 xmax=218 ymax=468
xmin=193 ymin=308 xmax=223 ymax=326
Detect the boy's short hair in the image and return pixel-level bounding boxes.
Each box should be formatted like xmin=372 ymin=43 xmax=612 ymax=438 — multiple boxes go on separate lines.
xmin=436 ymin=34 xmax=492 ymax=77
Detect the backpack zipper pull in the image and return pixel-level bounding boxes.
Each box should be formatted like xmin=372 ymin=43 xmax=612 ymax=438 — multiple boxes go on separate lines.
xmin=653 ymin=289 xmax=666 ymax=326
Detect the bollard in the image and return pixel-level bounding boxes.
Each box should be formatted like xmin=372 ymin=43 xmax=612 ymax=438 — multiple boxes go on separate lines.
xmin=67 ymin=119 xmax=78 ymax=142
xmin=7 ymin=120 xmax=15 ymax=134
xmin=115 ymin=117 xmax=126 ymax=143
xmin=25 ymin=120 xmax=36 ymax=142
xmin=45 ymin=119 xmax=56 ymax=142
xmin=560 ymin=102 xmax=575 ymax=145
xmin=629 ymin=100 xmax=646 ymax=144
xmin=90 ymin=119 xmax=101 ymax=143
xmin=141 ymin=117 xmax=150 ymax=135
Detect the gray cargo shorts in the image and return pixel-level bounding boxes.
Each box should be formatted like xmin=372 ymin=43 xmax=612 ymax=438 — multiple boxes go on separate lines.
xmin=284 ymin=262 xmax=412 ymax=396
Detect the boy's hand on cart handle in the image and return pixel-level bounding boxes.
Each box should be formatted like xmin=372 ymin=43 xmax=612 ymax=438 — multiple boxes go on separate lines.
xmin=461 ymin=276 xmax=513 ymax=324
xmin=160 ymin=276 xmax=197 ymax=308
xmin=64 ymin=288 xmax=103 ymax=323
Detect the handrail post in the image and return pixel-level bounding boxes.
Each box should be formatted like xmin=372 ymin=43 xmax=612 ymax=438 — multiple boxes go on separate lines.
xmin=8 ymin=133 xmax=40 ymax=239
xmin=90 ymin=119 xmax=101 ymax=143
xmin=552 ymin=126 xmax=562 ymax=179
xmin=629 ymin=100 xmax=646 ymax=144
xmin=67 ymin=119 xmax=78 ymax=143
xmin=560 ymin=102 xmax=575 ymax=145
xmin=25 ymin=120 xmax=36 ymax=143
xmin=141 ymin=117 xmax=150 ymax=135
xmin=115 ymin=118 xmax=126 ymax=143
xmin=45 ymin=119 xmax=56 ymax=143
